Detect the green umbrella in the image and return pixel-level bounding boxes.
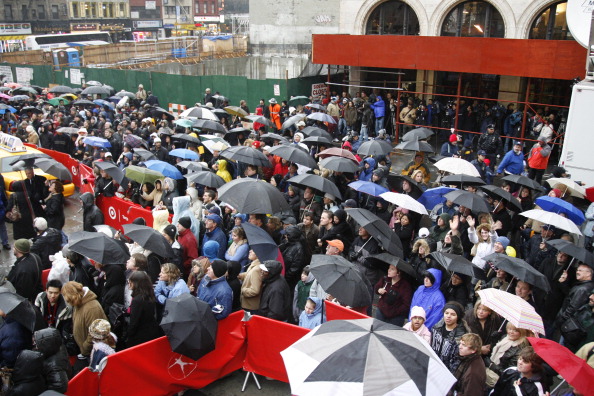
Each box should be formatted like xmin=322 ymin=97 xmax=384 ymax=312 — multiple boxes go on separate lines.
xmin=47 ymin=97 xmax=69 ymax=106
xmin=175 ymin=118 xmax=194 ymax=128
xmin=288 ymin=95 xmax=310 ymax=106
xmin=125 ymin=165 xmax=163 ymax=185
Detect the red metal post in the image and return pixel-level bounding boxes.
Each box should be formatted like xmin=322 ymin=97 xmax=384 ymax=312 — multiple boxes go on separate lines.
xmin=453 ymin=73 xmax=462 ymax=132
xmin=520 ymin=77 xmax=531 ymax=140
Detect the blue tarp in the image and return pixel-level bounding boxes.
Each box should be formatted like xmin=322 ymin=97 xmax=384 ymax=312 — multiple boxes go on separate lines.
xmin=203 ymin=35 xmax=232 ymax=41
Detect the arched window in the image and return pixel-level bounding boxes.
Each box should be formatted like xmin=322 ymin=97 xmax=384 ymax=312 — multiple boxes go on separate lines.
xmin=440 ymin=1 xmax=504 ymax=38
xmin=365 ymin=1 xmax=420 ymax=35
xmin=529 ymin=1 xmax=571 ymax=40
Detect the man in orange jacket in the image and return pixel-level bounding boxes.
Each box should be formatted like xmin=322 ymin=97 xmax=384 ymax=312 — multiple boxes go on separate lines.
xmin=527 ymin=137 xmax=551 ymax=184
xmin=268 ymin=98 xmax=281 ymax=131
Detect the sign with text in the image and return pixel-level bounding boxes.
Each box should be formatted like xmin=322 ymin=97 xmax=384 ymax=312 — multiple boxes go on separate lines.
xmin=70 ymin=68 xmax=81 ymax=85
xmin=0 ymin=66 xmax=13 ymax=83
xmin=311 ymin=83 xmax=327 ymax=97
xmin=0 ymin=23 xmax=32 ymax=35
xmin=15 ymin=67 xmax=33 ymax=84
xmin=134 ymin=20 xmax=162 ymax=28
xmin=273 ymin=84 xmax=280 ymax=96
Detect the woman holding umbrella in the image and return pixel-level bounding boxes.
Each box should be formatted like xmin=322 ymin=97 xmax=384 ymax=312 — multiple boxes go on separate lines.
xmin=42 ymin=180 xmax=65 ymax=231
xmin=485 ymin=324 xmax=532 ymax=390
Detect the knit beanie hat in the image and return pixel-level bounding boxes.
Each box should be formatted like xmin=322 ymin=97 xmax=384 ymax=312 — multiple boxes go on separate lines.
xmin=178 ymin=216 xmax=192 ymax=230
xmin=410 ymin=306 xmax=426 ymax=320
xmin=33 ymin=217 xmax=48 ymax=232
xmin=496 ymin=236 xmax=510 ymax=250
xmin=443 ymin=301 xmax=465 ymax=321
xmin=89 ymin=319 xmax=111 ymax=340
xmin=14 ymin=239 xmax=31 ymax=254
xmin=163 ymin=224 xmax=177 ymax=241
xmin=449 ymin=134 xmax=457 ymax=143
xmin=210 ymin=259 xmax=228 ymax=278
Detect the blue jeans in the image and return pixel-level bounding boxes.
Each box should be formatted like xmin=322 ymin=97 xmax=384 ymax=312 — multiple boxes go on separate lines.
xmin=338 ymin=118 xmax=347 ymax=137
xmin=360 ymin=124 xmax=369 ymax=141
xmin=374 ymin=309 xmax=405 ymax=326
xmin=375 ymin=117 xmax=384 ymax=134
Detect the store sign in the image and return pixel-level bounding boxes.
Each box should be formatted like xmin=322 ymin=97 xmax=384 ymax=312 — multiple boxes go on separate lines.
xmin=0 ymin=23 xmax=32 ymax=35
xmin=311 ymin=83 xmax=327 ymax=97
xmin=145 ymin=1 xmax=156 ymax=10
xmin=194 ymin=16 xmax=220 ymax=22
xmin=134 ymin=20 xmax=162 ymax=28
xmin=71 ymin=24 xmax=99 ymax=31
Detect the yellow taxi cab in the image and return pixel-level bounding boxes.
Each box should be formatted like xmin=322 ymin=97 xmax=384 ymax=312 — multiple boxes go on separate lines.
xmin=0 ymin=132 xmax=76 ymax=196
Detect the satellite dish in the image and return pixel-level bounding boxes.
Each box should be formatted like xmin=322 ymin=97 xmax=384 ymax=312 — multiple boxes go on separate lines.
xmin=567 ymin=0 xmax=593 ymax=48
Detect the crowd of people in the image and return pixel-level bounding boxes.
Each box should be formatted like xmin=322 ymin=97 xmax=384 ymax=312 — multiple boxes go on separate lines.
xmin=0 ymin=82 xmax=591 ymax=395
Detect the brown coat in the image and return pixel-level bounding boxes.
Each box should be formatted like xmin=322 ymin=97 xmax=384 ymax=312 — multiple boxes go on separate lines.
xmin=240 ymin=259 xmax=262 ymax=311
xmin=448 ymin=352 xmax=486 ymax=396
xmin=73 ymin=288 xmax=107 ymax=356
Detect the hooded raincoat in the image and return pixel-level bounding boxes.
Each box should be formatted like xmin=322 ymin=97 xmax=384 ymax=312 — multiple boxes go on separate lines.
xmin=409 ymin=268 xmax=445 ymax=329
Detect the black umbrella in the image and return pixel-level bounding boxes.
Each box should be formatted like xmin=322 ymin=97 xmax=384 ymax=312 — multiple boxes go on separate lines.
xmin=441 ymin=174 xmax=486 ymax=187
xmin=123 ymin=224 xmax=174 ymax=259
xmin=68 ymin=231 xmax=130 ymax=264
xmin=430 ymin=252 xmax=487 ymax=281
xmin=345 ymin=208 xmax=403 ymax=258
xmin=220 ymin=146 xmax=271 ymax=167
xmin=480 ymin=185 xmax=523 ymax=212
xmin=177 ymin=161 xmax=209 ymax=172
xmin=501 ymin=174 xmax=542 ymax=190
xmin=402 ymin=127 xmax=434 ymax=142
xmin=288 ymin=173 xmax=342 ymax=200
xmin=152 ymin=107 xmax=175 ymax=121
xmin=9 ymin=152 xmax=50 ymax=166
xmin=268 ymin=145 xmax=318 ymax=169
xmin=242 ymin=222 xmax=279 ymax=262
xmin=72 ymin=99 xmax=96 ymax=107
xmin=193 ymin=119 xmax=228 ymax=134
xmin=81 ymin=86 xmax=110 ymax=96
xmin=160 ymin=293 xmax=217 ymax=361
xmin=185 ymin=171 xmax=226 ymax=189
xmin=305 ymin=128 xmax=334 ymax=142
xmin=444 ymin=189 xmax=490 ymax=213
xmin=244 ymin=115 xmax=272 ymax=127
xmin=172 ymin=133 xmax=202 ymax=145
xmin=367 ymin=253 xmax=417 ymax=279
xmin=227 ymin=127 xmax=250 ymax=135
xmin=546 ymin=239 xmax=594 ymax=267
xmin=319 ymin=156 xmax=358 ymax=173
xmin=386 ymin=173 xmax=424 ymax=199
xmin=0 ymin=292 xmax=37 ymax=332
xmin=32 ymin=158 xmax=72 ymax=181
xmin=48 ymin=85 xmax=75 ymax=94
xmin=356 ymin=140 xmax=393 ymax=156
xmin=56 ymin=127 xmax=80 ymax=135
xmin=132 ymin=148 xmax=157 ymax=161
xmin=302 ymin=136 xmax=333 ymax=146
xmin=95 ymin=161 xmax=125 ymax=184
xmin=20 ymin=106 xmax=43 ymax=114
xmin=217 ymin=178 xmax=290 ymax=214
xmin=395 ymin=139 xmax=434 ymax=152
xmin=310 ymin=255 xmax=373 ymax=307
xmin=261 ymin=133 xmax=290 ymax=144
xmin=483 ymin=253 xmax=551 ymax=292
xmin=12 ymin=87 xmax=37 ymax=95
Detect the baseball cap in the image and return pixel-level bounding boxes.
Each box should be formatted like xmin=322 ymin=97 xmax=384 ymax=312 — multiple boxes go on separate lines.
xmin=477 ymin=150 xmax=486 ymax=156
xmin=205 ymin=214 xmax=222 ymax=224
xmin=487 ymin=124 xmax=495 ymax=129
xmin=418 ymin=228 xmax=430 ymax=238
xmin=327 ymin=239 xmax=344 ymax=252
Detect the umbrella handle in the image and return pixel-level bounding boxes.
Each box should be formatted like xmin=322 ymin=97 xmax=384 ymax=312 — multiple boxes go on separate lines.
xmin=497 ymin=318 xmax=507 ymax=332
xmin=505 ymin=277 xmax=515 ymax=292
xmin=550 ymin=379 xmax=566 ymax=395
xmin=565 ymin=257 xmax=575 ymax=272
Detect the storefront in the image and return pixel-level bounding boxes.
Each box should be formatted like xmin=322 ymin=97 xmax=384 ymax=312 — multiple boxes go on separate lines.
xmin=0 ymin=23 xmax=32 ymax=52
xmin=193 ymin=16 xmax=222 ymax=34
xmin=132 ymin=20 xmax=163 ymax=40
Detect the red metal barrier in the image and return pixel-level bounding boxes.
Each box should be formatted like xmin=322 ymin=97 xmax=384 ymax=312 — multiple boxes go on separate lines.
xmin=65 ymin=368 xmax=99 ymax=396
xmin=96 ymin=195 xmax=155 ymax=230
xmin=325 ymin=300 xmax=369 ymax=321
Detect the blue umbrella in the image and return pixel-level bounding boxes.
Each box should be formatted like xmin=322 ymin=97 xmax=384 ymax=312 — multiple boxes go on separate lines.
xmin=83 ymin=136 xmax=111 ymax=148
xmin=535 ymin=196 xmax=585 ymax=225
xmin=348 ymin=181 xmax=389 ymax=197
xmin=169 ymin=148 xmax=199 ymax=160
xmin=418 ymin=187 xmax=457 ymax=210
xmin=0 ymin=104 xmax=16 ymax=114
xmin=93 ymin=99 xmax=115 ymax=109
xmin=144 ymin=160 xmax=184 ymax=179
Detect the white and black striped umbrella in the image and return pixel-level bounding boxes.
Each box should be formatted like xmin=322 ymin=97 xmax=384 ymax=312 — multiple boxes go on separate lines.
xmin=281 ymin=318 xmax=456 ymax=396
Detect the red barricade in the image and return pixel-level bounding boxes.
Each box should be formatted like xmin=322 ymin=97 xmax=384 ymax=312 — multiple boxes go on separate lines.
xmin=243 ymin=316 xmax=309 ymax=382
xmin=97 ymin=311 xmax=246 ymax=396
xmin=96 ymin=195 xmax=154 ymax=230
xmin=325 ymin=300 xmax=369 ymax=321
xmin=65 ymin=368 xmax=99 ymax=396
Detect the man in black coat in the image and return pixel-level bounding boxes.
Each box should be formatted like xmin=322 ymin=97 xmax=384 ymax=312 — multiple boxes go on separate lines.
xmin=7 ymin=239 xmax=43 ymax=303
xmin=257 ymin=260 xmax=291 ymax=321
xmin=24 ymin=167 xmax=48 ymax=217
xmin=80 ymin=192 xmax=104 ymax=232
xmin=30 ymin=217 xmax=63 ymax=270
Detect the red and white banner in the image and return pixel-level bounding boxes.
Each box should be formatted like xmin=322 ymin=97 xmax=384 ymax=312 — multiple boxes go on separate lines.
xmin=168 ymin=103 xmax=187 ymax=118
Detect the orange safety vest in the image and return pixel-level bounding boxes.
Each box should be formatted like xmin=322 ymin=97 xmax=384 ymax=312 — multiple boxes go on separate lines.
xmin=269 ymin=104 xmax=281 ymax=129
xmin=527 ymin=145 xmax=549 ymax=170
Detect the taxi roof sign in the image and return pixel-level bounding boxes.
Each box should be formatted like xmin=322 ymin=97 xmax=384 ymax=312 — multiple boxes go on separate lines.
xmin=0 ymin=132 xmax=27 ymax=153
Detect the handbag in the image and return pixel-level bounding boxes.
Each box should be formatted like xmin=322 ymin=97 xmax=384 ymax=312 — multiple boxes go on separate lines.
xmin=5 ymin=196 xmax=20 ymax=223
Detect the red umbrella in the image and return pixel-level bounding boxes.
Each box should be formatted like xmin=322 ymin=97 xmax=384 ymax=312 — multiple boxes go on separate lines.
xmin=528 ymin=337 xmax=594 ymax=396
xmin=586 ymin=186 xmax=594 ymax=202
xmin=317 ymin=147 xmax=359 ymax=164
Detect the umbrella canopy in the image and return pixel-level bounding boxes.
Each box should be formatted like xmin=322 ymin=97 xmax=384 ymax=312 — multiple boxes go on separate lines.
xmin=242 ymin=222 xmax=279 ymax=262
xmin=535 ymin=196 xmax=585 ymax=225
xmin=48 ymin=85 xmax=75 ymax=94
xmin=47 ymin=98 xmax=69 ymax=106
xmin=305 ymin=103 xmax=326 ymax=111
xmin=180 ymin=106 xmax=218 ymax=121
xmin=8 ymin=153 xmax=50 ymax=167
xmin=282 ymin=114 xmax=307 ymax=130
xmin=132 ymin=148 xmax=157 ymax=161
xmin=402 ymin=127 xmax=434 ymax=142
xmin=288 ymin=96 xmax=309 ymax=106
xmin=217 ymin=178 xmax=290 ymax=214
xmin=486 ymin=249 xmax=553 ymax=291
xmin=125 ymin=165 xmax=164 ymax=185
xmin=83 ymin=136 xmax=111 ymax=148
xmin=348 ymin=181 xmax=389 ymax=197
xmin=56 ymin=127 xmax=80 ymax=135
xmin=220 ymin=146 xmax=271 ymax=167
xmin=244 ymin=115 xmax=272 ymax=126
xmin=288 ymin=173 xmax=342 ymax=200
xmin=174 ymin=118 xmax=194 ymax=128
xmin=20 ymin=106 xmax=43 ymax=114
xmin=68 ymin=231 xmax=130 ymax=264
xmin=93 ymin=99 xmax=114 ymax=109
xmin=356 ymin=140 xmax=392 ymax=156
xmin=281 ymin=318 xmax=456 ymax=396
xmin=395 ymin=139 xmax=434 ymax=153
xmin=223 ymin=106 xmax=248 ymax=118
xmin=345 ymin=208 xmax=403 ymax=258
xmin=501 ymin=174 xmax=541 ymax=190
xmin=201 ymin=139 xmax=229 ymax=154
xmin=418 ymin=187 xmax=456 ymax=210
xmin=81 ymin=86 xmax=110 ymax=96
xmin=0 ymin=292 xmax=37 ymax=332
xmin=480 ymin=185 xmax=523 ymax=212
xmin=160 ymin=293 xmax=217 ymax=361
xmin=144 ymin=160 xmax=183 ymax=180
xmin=122 ymin=224 xmax=174 ymax=259
xmin=185 ymin=171 xmax=226 ymax=189
xmin=260 ymin=133 xmax=290 ymax=144
xmin=319 ymin=156 xmax=358 ymax=173
xmin=528 ymin=337 xmax=594 ymax=396
xmin=304 ymin=128 xmax=333 ymax=142
xmin=193 ymin=119 xmax=228 ymax=135
xmin=310 ymin=255 xmax=373 ymax=307
xmin=545 ymin=178 xmax=586 ymax=198
xmin=172 ymin=133 xmax=201 ymax=145
xmin=8 ymin=95 xmax=31 ymax=102
xmin=366 ymin=253 xmax=417 ymax=279
xmin=115 ymin=90 xmax=135 ymax=99
xmin=318 ymin=147 xmax=359 ymax=164
xmin=545 ymin=239 xmax=594 ymax=267
xmin=12 ymin=86 xmax=37 ymax=95
xmin=85 ymin=80 xmax=102 ymax=86
xmin=31 ymin=158 xmax=72 ymax=181
xmin=302 ymin=136 xmax=332 ymax=146
xmin=307 ymin=112 xmax=336 ymax=124
xmin=520 ymin=209 xmax=582 ymax=235
xmin=444 ymin=189 xmax=490 ymax=213
xmin=434 ymin=157 xmax=481 ymax=177
xmin=124 ymin=134 xmax=146 ymax=149
xmin=169 ymin=148 xmax=200 ymax=160
xmin=268 ymin=145 xmax=317 ymax=169
xmin=72 ymin=99 xmax=96 ymax=106
xmin=380 ymin=192 xmax=428 ymax=215
xmin=227 ymin=127 xmax=250 ymax=135
xmin=441 ymin=174 xmax=485 ymax=187
xmin=386 ymin=173 xmax=424 ymax=200
xmin=151 ymin=107 xmax=175 ymax=121
xmin=477 ymin=288 xmax=545 ymax=335
xmin=431 ymin=252 xmax=487 ymax=281
xmin=177 ymin=161 xmax=208 ymax=172
xmin=94 ymin=161 xmax=125 ymax=184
